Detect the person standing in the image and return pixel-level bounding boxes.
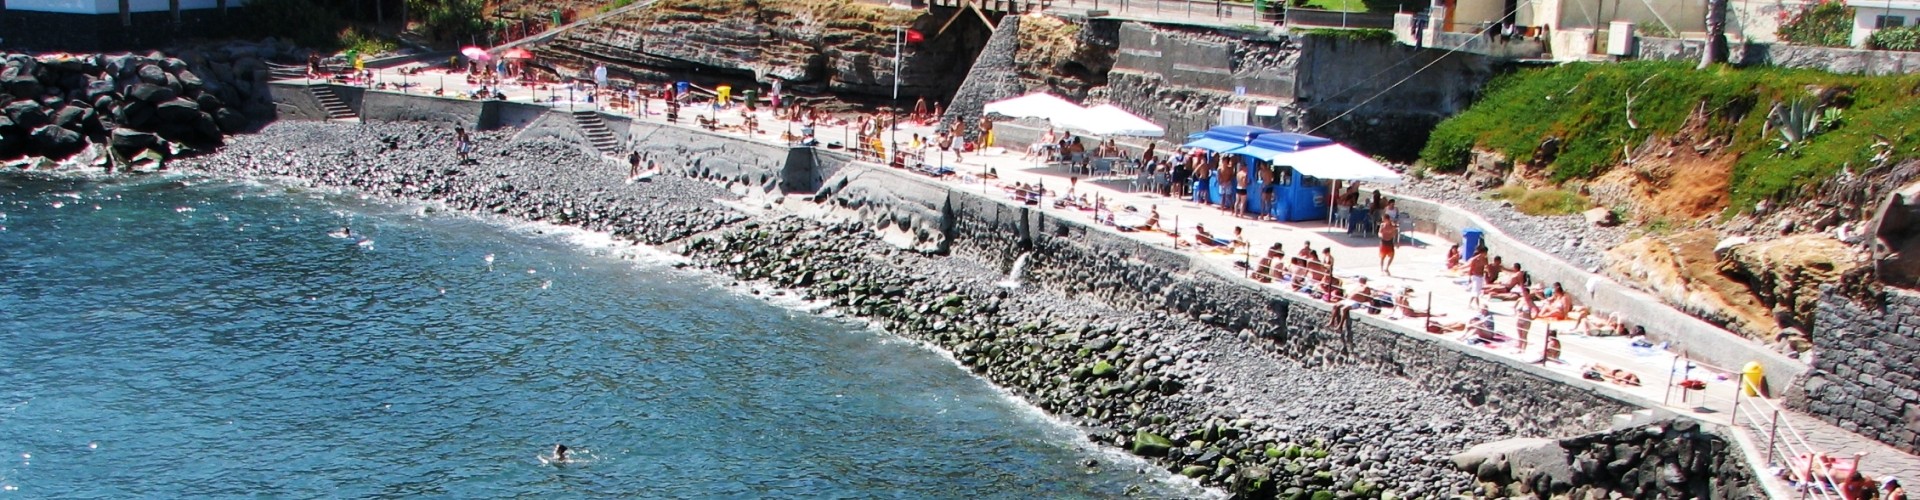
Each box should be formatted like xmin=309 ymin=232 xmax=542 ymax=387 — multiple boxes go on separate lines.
xmin=978 ymin=115 xmax=994 ymax=149
xmin=1466 ymin=245 xmax=1489 ymax=308
xmin=1379 ymin=215 xmax=1399 ymax=276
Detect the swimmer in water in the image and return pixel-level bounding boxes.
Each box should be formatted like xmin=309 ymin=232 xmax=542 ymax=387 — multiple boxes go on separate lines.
xmin=329 ymin=226 xmax=352 ymax=238
xmin=552 ymin=444 xmax=569 ymax=463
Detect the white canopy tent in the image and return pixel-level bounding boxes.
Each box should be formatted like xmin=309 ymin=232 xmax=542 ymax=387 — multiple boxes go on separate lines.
xmin=982 ymin=92 xmax=1089 ymax=123
xmin=1277 ymin=144 xmax=1404 ymax=185
xmin=1066 ymin=104 xmax=1165 ymax=138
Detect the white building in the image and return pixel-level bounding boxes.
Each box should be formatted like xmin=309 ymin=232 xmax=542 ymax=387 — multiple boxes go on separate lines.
xmin=1850 ymin=0 xmax=1920 ymax=47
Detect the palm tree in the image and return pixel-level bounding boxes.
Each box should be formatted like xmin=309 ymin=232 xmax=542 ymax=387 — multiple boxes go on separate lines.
xmin=1700 ymin=0 xmax=1729 ymax=68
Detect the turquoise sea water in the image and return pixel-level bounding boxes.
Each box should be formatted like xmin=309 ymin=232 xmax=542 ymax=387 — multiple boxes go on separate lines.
xmin=0 ymin=175 xmax=1198 ymax=498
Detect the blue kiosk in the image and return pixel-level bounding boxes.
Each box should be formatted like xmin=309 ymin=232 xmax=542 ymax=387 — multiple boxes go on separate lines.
xmin=1181 ymin=125 xmax=1338 ymax=222
xmin=1180 ymin=125 xmax=1278 ymax=206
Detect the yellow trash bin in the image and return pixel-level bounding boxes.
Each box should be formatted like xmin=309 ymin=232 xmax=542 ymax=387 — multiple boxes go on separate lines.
xmin=1742 ymin=362 xmax=1765 ymax=396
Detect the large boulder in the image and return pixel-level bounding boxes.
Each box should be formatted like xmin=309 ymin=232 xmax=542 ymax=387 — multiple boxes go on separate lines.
xmin=3 ymin=74 xmax=42 ymax=100
xmin=85 ymin=77 xmax=117 ymax=102
xmin=29 ymin=124 xmax=84 ymax=158
xmin=52 ymin=104 xmax=86 ymax=130
xmin=213 ymin=107 xmax=248 ymax=133
xmin=5 ymin=100 xmax=47 ymax=128
xmin=176 ymin=69 xmax=204 ymax=94
xmin=154 ymin=98 xmax=201 ymax=122
xmin=128 ymin=83 xmax=176 ymax=104
xmin=194 ymin=93 xmax=223 ymax=113
xmin=136 ymin=64 xmax=168 ymax=85
xmin=108 ymin=127 xmax=160 ymax=156
xmin=116 ymin=100 xmax=156 ymax=128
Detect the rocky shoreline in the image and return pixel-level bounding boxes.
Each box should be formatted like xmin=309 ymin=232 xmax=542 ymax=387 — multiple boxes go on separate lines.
xmin=168 ymin=120 xmax=1535 ymax=498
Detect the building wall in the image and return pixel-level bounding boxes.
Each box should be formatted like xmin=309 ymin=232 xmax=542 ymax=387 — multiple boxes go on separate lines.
xmin=1852 ymin=7 xmax=1920 ymax=48
xmin=0 ymin=8 xmax=239 ymax=51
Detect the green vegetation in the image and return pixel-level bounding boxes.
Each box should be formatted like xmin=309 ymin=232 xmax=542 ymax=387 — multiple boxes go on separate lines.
xmin=1487 ymin=185 xmax=1590 ymax=216
xmin=1777 ymin=1 xmax=1855 ymax=48
xmin=1419 ymin=61 xmax=1920 ymax=211
xmin=1871 ymin=26 xmax=1920 ymax=51
xmin=1300 ymin=0 xmax=1368 ymax=12
xmin=1297 ymin=28 xmax=1395 ymax=42
xmin=409 ymin=0 xmax=486 ymax=42
xmin=339 ymin=26 xmax=398 ymax=55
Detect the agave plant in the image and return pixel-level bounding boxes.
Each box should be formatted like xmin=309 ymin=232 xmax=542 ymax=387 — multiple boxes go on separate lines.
xmin=1767 ymin=99 xmax=1823 ymax=150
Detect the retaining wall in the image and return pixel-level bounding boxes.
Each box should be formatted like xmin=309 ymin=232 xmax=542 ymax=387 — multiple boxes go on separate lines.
xmin=1390 ymin=194 xmax=1806 ymax=396
xmin=1788 ymin=287 xmax=1920 ymax=455
xmin=1636 ymin=37 xmax=1920 ymax=75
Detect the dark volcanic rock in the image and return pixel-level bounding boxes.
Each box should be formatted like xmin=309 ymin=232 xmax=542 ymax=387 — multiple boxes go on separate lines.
xmin=129 ymin=82 xmax=177 ymax=104
xmin=30 ymin=124 xmax=83 ymax=158
xmin=5 ymin=99 xmax=47 ymax=128
xmin=154 ymin=98 xmax=201 ymax=122
xmin=109 ymin=127 xmax=160 ymax=154
xmin=4 ymin=74 xmax=43 ymax=99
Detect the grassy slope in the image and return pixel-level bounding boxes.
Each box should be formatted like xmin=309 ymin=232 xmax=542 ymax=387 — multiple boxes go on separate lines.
xmin=1420 ymin=61 xmax=1920 ymax=211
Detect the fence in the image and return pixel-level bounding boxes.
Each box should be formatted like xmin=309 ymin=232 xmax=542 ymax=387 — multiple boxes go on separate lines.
xmin=1731 ymin=375 xmax=1849 ymax=499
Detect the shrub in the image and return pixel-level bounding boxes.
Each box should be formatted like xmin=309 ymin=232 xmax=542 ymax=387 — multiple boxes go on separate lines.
xmin=1777 ymin=1 xmax=1855 ymax=48
xmin=409 ymin=0 xmax=486 ymax=42
xmin=1871 ymin=25 xmax=1920 ymax=51
xmin=1298 ymin=28 xmax=1395 ymax=42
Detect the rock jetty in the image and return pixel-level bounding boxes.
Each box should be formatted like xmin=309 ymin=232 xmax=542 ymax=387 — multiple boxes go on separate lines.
xmin=0 ymin=40 xmax=292 ymax=164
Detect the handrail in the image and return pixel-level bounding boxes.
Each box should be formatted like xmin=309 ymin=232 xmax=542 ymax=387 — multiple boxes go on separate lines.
xmin=1733 ymin=376 xmax=1850 ymax=499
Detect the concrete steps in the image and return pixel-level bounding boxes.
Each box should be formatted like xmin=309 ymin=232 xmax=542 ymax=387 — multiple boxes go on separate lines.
xmin=309 ymin=86 xmax=359 ymax=121
xmin=571 ymin=110 xmax=620 ymax=156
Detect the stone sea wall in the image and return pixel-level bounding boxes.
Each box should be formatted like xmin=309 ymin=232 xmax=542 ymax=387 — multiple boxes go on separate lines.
xmin=1453 ymin=418 xmax=1758 ymax=498
xmin=1788 ymin=287 xmax=1920 ymax=455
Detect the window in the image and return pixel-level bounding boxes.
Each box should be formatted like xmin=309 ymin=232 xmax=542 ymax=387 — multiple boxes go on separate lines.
xmin=1877 ymin=15 xmax=1908 ymax=29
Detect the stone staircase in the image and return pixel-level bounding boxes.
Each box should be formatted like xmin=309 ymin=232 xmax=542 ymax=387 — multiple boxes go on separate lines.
xmin=309 ymin=86 xmax=359 ymax=122
xmin=571 ymin=110 xmax=620 ymax=156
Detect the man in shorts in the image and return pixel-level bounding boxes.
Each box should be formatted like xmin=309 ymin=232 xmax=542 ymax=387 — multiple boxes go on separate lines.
xmin=1466 ymin=245 xmax=1489 ymax=308
xmin=1379 ymin=216 xmax=1399 ymax=276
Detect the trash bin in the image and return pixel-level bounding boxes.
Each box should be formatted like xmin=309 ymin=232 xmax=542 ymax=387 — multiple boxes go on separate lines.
xmin=1742 ymin=362 xmax=1765 ymax=396
xmin=1462 ymin=227 xmax=1485 ymax=261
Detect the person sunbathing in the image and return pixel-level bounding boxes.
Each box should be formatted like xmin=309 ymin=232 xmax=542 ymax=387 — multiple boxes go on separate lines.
xmin=1488 ymin=273 xmax=1533 ymax=301
xmin=1145 ymin=206 xmax=1161 ymax=231
xmin=1327 ymin=278 xmax=1374 ymax=330
xmin=1445 ymin=243 xmax=1463 ymax=271
xmin=1191 ymin=224 xmax=1228 ymax=248
xmin=1254 ymin=243 xmax=1283 ymax=283
xmin=1581 ymin=362 xmax=1642 ymax=386
xmin=1394 ymin=287 xmax=1440 ymax=319
xmin=1536 ymin=282 xmax=1581 ymax=320
xmin=1435 ymin=307 xmax=1496 ymax=337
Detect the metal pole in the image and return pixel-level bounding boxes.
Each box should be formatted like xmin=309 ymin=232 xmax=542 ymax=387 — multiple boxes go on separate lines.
xmin=893 ymin=27 xmax=903 ymax=102
xmin=1766 ymin=410 xmax=1781 ymax=464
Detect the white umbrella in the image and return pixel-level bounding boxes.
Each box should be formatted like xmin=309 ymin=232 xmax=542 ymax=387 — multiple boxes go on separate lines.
xmin=1276 ymin=144 xmax=1404 ymax=185
xmin=1067 ymin=104 xmax=1164 ymax=137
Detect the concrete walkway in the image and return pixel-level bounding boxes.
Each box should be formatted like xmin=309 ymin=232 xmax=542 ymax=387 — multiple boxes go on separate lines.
xmin=312 ymin=69 xmax=1920 ymax=496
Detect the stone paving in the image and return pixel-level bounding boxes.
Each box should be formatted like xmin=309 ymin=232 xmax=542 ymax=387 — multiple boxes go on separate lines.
xmin=314 ymin=66 xmax=1920 ymax=495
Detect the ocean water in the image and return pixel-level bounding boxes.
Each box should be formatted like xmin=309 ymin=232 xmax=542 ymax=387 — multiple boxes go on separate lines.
xmin=0 ymin=175 xmax=1201 ymax=498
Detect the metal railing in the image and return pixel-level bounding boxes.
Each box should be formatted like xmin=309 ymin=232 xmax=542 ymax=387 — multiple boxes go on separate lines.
xmin=1731 ymin=376 xmax=1850 ymax=499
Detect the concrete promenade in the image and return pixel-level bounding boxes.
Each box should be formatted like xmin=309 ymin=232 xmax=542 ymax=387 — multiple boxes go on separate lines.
xmin=307 ymin=67 xmax=1920 ymax=494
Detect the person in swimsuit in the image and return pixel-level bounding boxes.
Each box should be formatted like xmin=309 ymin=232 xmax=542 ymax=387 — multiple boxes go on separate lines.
xmin=553 ymin=444 xmax=570 ymax=463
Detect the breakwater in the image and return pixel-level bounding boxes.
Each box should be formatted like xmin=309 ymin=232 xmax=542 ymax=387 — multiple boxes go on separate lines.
xmin=166 ymin=87 xmax=1767 ymax=498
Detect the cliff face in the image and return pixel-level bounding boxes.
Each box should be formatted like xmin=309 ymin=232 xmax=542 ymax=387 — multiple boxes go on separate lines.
xmin=529 ymin=0 xmax=995 ymax=103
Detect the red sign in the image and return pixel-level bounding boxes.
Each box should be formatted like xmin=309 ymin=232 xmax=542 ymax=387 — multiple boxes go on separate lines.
xmin=905 ymin=30 xmax=925 ymax=43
